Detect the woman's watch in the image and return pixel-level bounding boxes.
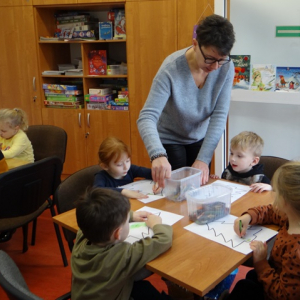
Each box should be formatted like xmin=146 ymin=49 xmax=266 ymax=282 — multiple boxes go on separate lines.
xmin=150 ymin=153 xmax=168 ymax=163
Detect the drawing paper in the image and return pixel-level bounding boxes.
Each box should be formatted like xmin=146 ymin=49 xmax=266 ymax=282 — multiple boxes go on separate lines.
xmin=184 ymin=214 xmax=278 ymax=255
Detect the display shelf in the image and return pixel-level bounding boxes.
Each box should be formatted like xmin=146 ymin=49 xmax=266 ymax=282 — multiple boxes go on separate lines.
xmin=231 ymin=89 xmax=300 ymax=105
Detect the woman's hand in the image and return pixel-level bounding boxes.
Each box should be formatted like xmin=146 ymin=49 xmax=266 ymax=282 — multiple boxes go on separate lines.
xmin=151 ymin=157 xmax=171 ymax=188
xmin=191 ymin=160 xmax=209 ymax=185
xmin=250 ymin=240 xmax=268 ymax=263
xmin=234 ymin=214 xmax=251 ymax=238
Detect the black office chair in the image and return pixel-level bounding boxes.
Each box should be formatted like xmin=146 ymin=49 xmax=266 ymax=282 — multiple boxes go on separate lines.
xmin=54 ymin=165 xmax=101 ymax=254
xmin=0 ymin=250 xmax=70 ymax=300
xmin=0 ymin=157 xmax=62 ymax=254
xmin=259 ymin=155 xmax=289 ymax=180
xmin=26 ymin=125 xmax=68 ymax=266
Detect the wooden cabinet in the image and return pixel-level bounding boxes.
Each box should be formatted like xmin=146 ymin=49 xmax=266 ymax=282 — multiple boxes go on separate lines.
xmin=126 ymin=0 xmax=177 ymax=167
xmin=34 ymin=3 xmax=130 ymax=174
xmin=0 ymin=4 xmax=42 ymax=124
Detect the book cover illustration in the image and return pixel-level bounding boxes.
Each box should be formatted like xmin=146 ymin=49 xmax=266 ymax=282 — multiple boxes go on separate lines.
xmin=231 ymin=55 xmax=251 ymax=90
xmin=99 ymin=22 xmax=113 ymax=40
xmin=250 ymin=64 xmax=276 ymax=91
xmin=114 ymin=9 xmax=126 ymax=39
xmin=88 ymin=50 xmax=107 ymax=75
xmin=275 ymin=67 xmax=300 ymax=92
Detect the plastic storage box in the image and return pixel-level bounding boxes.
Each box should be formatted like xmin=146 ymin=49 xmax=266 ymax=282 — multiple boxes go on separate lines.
xmin=186 ymin=184 xmax=231 ymax=224
xmin=164 ymin=167 xmax=201 ymax=201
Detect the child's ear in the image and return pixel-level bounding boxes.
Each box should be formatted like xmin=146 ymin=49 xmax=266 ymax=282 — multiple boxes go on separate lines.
xmin=251 ymin=156 xmax=260 ymax=166
xmin=192 ymin=38 xmax=198 ymax=49
xmin=113 ymin=227 xmax=122 ymax=241
xmin=100 ymin=162 xmax=108 ymax=171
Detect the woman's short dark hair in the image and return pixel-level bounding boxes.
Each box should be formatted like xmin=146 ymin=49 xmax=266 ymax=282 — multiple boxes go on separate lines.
xmin=75 ymin=187 xmax=130 ymax=244
xmin=196 ymin=14 xmax=235 ymax=56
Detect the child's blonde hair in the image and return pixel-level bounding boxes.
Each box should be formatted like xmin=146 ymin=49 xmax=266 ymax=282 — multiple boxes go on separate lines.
xmin=98 ymin=137 xmax=131 ymax=165
xmin=272 ymin=161 xmax=300 ymax=213
xmin=0 ymin=108 xmax=28 ymax=131
xmin=230 ymin=131 xmax=264 ymax=157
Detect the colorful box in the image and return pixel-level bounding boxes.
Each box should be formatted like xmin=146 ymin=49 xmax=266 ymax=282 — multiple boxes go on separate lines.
xmin=99 ymin=22 xmax=113 ymax=40
xmin=114 ymin=9 xmax=126 ymax=39
xmin=88 ymin=50 xmax=107 ymax=75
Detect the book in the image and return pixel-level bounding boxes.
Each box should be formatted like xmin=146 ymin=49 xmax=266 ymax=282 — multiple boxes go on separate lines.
xmin=42 ymin=84 xmax=79 ymax=90
xmin=114 ymin=9 xmax=126 ymax=39
xmin=230 ymin=55 xmax=251 ymax=90
xmin=88 ymin=50 xmax=107 ymax=75
xmin=99 ymin=22 xmax=113 ymax=40
xmin=250 ymin=64 xmax=276 ymax=91
xmin=275 ymin=67 xmax=300 ymax=92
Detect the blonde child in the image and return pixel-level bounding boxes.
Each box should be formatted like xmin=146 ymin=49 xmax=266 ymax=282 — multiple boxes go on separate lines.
xmin=211 ymin=131 xmax=271 ymax=193
xmin=0 ymin=108 xmax=34 ymax=163
xmin=94 ymin=137 xmax=160 ymax=199
xmin=221 ymin=161 xmax=300 ymax=300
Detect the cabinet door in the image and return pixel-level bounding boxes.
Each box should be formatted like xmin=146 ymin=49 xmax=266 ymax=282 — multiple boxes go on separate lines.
xmin=177 ymin=0 xmax=214 ymax=49
xmin=126 ymin=0 xmax=177 ymax=167
xmin=85 ymin=110 xmax=131 ymax=166
xmin=0 ymin=5 xmax=42 ymax=124
xmin=42 ymin=108 xmax=87 ymax=174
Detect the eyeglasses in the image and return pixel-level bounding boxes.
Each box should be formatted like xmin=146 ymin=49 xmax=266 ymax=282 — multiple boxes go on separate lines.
xmin=198 ymin=45 xmax=231 ymax=65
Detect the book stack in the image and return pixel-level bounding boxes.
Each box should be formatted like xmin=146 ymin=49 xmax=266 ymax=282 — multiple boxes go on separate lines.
xmin=54 ymin=12 xmax=98 ymax=40
xmin=42 ymin=84 xmax=84 ymax=109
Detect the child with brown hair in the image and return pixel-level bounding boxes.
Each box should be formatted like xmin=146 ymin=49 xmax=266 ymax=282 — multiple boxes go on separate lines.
xmin=222 ymin=161 xmax=300 ymax=300
xmin=71 ymin=187 xmax=172 ymax=300
xmin=94 ymin=136 xmax=159 ymax=199
xmin=0 ymin=108 xmax=34 ymax=162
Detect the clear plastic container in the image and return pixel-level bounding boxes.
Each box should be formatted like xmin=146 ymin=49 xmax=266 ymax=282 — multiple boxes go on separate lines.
xmin=186 ymin=184 xmax=231 ymax=224
xmin=164 ymin=167 xmax=201 ymax=201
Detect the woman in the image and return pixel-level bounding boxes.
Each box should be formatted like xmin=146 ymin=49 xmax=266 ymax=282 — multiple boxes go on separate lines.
xmin=137 ymin=14 xmax=235 ymax=187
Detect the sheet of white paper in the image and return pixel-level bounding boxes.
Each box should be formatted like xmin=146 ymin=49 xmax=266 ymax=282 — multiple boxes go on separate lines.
xmin=184 ymin=214 xmax=278 ymax=255
xmin=119 ymin=180 xmax=165 ymax=203
xmin=125 ymin=206 xmax=184 ymax=244
xmin=212 ymin=180 xmax=251 ymax=203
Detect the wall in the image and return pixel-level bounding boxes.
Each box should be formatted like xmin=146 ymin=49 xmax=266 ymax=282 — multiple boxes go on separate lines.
xmin=227 ymin=0 xmax=300 ymax=164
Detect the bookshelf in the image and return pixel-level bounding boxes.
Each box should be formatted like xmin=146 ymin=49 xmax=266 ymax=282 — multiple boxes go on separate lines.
xmin=34 ymin=3 xmax=130 ymax=174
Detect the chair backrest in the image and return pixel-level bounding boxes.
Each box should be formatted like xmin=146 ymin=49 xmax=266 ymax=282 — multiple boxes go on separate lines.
xmin=0 ymin=156 xmax=62 ymax=219
xmin=26 ymin=125 xmax=67 ymax=164
xmin=0 ymin=250 xmax=42 ymax=300
xmin=259 ymin=155 xmax=289 ymax=181
xmin=54 ymin=165 xmax=101 ymax=247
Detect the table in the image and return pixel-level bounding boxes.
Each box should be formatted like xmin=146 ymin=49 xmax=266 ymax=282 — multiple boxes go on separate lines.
xmin=52 ymin=185 xmax=276 ymax=296
xmin=6 ymin=158 xmax=31 ymax=170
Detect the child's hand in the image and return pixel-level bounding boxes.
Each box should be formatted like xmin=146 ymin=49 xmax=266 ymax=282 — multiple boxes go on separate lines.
xmin=133 ymin=211 xmax=152 ymax=222
xmin=209 ymin=174 xmax=220 ymax=179
xmin=145 ymin=214 xmax=162 ymax=229
xmin=250 ymin=240 xmax=268 ymax=263
xmin=250 ymin=183 xmax=272 ymax=193
xmin=234 ymin=214 xmax=251 ymax=238
xmin=121 ymin=189 xmax=149 ymax=199
xmin=152 ymin=182 xmax=162 ymax=195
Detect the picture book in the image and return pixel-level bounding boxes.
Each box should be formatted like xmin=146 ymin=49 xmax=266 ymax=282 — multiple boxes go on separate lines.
xmin=250 ymin=64 xmax=276 ymax=91
xmin=114 ymin=9 xmax=126 ymax=39
xmin=230 ymin=55 xmax=251 ymax=90
xmin=99 ymin=22 xmax=113 ymax=40
xmin=275 ymin=66 xmax=300 ymax=92
xmin=88 ymin=50 xmax=107 ymax=75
